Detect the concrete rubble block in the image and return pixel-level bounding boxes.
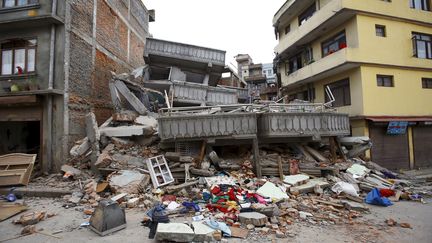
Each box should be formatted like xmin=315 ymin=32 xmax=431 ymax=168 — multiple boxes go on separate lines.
xmin=99 ymin=125 xmax=154 ymax=137
xmin=95 ymin=144 xmax=115 ymax=168
xmin=108 ymin=170 xmax=149 ymax=194
xmin=192 ymin=222 xmax=216 ymax=242
xmin=155 ymin=223 xmax=195 ymax=242
xmin=283 ymin=174 xmax=310 ymax=186
xmin=165 ymin=152 xmax=181 ymax=162
xmin=70 ymin=137 xmax=90 ymax=157
xmin=112 ymin=110 xmax=138 ymax=122
xmin=341 ymin=200 xmax=369 ymax=212
xmin=238 ymin=212 xmax=268 ymax=226
xmin=290 ymin=178 xmax=329 ymax=194
xmin=299 ymin=211 xmax=313 ymax=219
xmin=134 ymin=115 xmax=158 ymax=129
xmin=127 ymin=198 xmax=140 ymax=208
xmin=61 ymin=165 xmax=82 ymax=178
xmin=252 ymin=204 xmax=280 ymax=217
xmin=256 ymin=182 xmax=289 ymax=201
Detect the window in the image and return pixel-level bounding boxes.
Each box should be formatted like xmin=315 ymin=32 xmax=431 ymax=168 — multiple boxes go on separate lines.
xmin=285 ymin=24 xmax=291 ymax=34
xmin=0 ymin=39 xmax=37 ymax=75
xmin=375 ymin=25 xmax=386 ymax=37
xmin=325 ymin=79 xmax=351 ymax=107
xmin=412 ymin=32 xmax=432 ymax=59
xmin=1 ymin=0 xmax=38 ymax=8
xmin=322 ymin=31 xmax=347 ymax=57
xmin=286 ymin=47 xmax=313 ymax=74
xmin=410 ymin=0 xmax=430 ymax=11
xmin=422 ymin=78 xmax=432 ymax=88
xmin=298 ymin=3 xmax=316 ymax=26
xmin=377 ymin=75 xmax=394 ymax=87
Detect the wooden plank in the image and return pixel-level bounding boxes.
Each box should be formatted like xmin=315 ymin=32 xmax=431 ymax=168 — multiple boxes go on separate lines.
xmin=109 ymin=82 xmax=122 ymax=112
xmin=0 ymin=106 xmax=42 ymax=121
xmin=253 ymin=138 xmax=261 ymax=178
xmin=0 ymin=153 xmax=36 ymax=186
xmin=278 ymin=156 xmax=284 ymax=180
xmin=329 ymin=137 xmax=337 ymax=163
xmin=0 ymin=205 xmax=28 ymax=222
xmin=114 ymin=80 xmax=147 ymax=115
xmin=0 ymin=95 xmax=37 ymax=105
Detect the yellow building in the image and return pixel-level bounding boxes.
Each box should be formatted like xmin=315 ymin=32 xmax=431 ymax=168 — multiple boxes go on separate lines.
xmin=273 ymin=0 xmax=432 ymax=170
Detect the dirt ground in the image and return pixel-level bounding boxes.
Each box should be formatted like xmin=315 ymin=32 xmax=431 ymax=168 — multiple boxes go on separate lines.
xmin=0 ymin=197 xmax=431 ymax=243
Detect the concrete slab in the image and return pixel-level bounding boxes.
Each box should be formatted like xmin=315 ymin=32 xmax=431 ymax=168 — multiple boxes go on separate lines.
xmin=156 ymin=223 xmax=195 ymax=242
xmin=256 ymin=182 xmax=289 ymax=201
xmin=99 ymin=125 xmax=153 ymax=137
xmin=192 ymin=222 xmax=215 ymax=242
xmin=283 ymin=174 xmax=310 ymax=186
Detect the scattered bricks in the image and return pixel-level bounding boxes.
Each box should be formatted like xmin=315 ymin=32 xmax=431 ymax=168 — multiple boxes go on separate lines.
xmin=112 ymin=110 xmax=138 ymax=122
xmin=155 ymin=223 xmax=195 ymax=242
xmin=238 ymin=212 xmax=268 ymax=226
xmin=386 ymin=218 xmax=397 ymax=226
xmin=14 ymin=211 xmax=46 ymax=226
xmin=95 ymin=144 xmax=114 ymax=168
xmin=84 ymin=209 xmax=94 ymax=215
xmin=21 ymin=225 xmax=36 ymax=235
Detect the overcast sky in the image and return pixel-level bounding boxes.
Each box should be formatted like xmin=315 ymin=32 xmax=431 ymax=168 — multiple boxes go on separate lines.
xmin=143 ymin=0 xmax=286 ymax=67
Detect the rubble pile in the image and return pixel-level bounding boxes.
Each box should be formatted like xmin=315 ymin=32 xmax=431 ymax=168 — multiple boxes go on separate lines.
xmin=19 ymin=70 xmax=430 ymax=241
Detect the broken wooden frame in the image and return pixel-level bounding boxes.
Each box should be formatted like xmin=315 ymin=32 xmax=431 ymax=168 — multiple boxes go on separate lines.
xmin=145 ymin=155 xmax=174 ymax=188
xmin=0 ymin=153 xmax=36 ymax=186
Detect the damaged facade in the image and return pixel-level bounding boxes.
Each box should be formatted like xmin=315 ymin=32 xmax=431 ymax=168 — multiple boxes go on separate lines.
xmin=0 ymin=0 xmax=154 ymax=172
xmin=273 ymin=0 xmax=432 ymax=170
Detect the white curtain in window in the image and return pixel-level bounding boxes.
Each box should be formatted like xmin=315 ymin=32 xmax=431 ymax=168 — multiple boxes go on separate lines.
xmin=417 ymin=41 xmax=427 ymax=58
xmin=27 ymin=49 xmax=35 ymax=72
xmin=4 ymin=0 xmax=15 ymax=7
xmin=1 ymin=50 xmax=12 ymax=75
xmin=14 ymin=49 xmax=25 ymax=74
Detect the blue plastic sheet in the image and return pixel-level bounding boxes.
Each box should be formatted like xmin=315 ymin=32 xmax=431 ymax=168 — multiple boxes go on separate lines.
xmin=365 ymin=188 xmax=393 ymax=207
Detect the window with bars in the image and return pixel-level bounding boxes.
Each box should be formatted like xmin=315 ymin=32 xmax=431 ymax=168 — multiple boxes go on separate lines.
xmin=322 ymin=31 xmax=347 ymax=57
xmin=377 ymin=75 xmax=394 ymax=87
xmin=422 ymin=78 xmax=432 ymax=89
xmin=410 ymin=0 xmax=431 ymax=11
xmin=324 ymin=79 xmax=351 ymax=107
xmin=0 ymin=39 xmax=37 ymax=76
xmin=375 ymin=25 xmax=386 ymax=37
xmin=412 ymin=32 xmax=432 ymax=59
xmin=1 ymin=0 xmax=38 ymax=8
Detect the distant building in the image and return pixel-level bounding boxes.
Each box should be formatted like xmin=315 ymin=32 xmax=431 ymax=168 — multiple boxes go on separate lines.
xmin=273 ymin=0 xmax=432 ymax=170
xmin=0 ymin=0 xmax=154 ymax=172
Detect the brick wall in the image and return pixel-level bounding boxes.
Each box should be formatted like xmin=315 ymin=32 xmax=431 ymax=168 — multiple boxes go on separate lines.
xmin=66 ymin=0 xmax=149 ymax=147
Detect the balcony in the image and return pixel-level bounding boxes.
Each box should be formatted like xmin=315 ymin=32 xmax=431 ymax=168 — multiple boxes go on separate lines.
xmin=144 ymin=38 xmax=226 ymax=68
xmin=282 ymin=48 xmax=360 ymax=88
xmin=0 ymin=0 xmax=64 ymax=27
xmin=274 ymin=0 xmax=432 ymax=57
xmin=171 ymin=81 xmax=238 ymax=106
xmin=217 ymin=85 xmax=249 ymax=101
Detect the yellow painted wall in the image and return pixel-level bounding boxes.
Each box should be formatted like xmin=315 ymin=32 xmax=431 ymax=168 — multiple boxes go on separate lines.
xmin=360 ymin=65 xmax=432 ymax=116
xmin=354 ymin=14 xmax=432 ymax=70
xmin=343 ymin=0 xmax=432 ymax=25
xmin=350 ymin=119 xmax=368 ymax=137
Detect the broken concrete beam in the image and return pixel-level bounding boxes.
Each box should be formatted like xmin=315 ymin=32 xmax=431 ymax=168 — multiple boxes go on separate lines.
xmin=238 ymin=212 xmax=268 ymax=226
xmin=95 ymin=144 xmax=114 ymax=168
xmin=304 ymin=146 xmax=329 ymax=162
xmin=290 ymin=178 xmax=329 ymax=194
xmin=341 ymin=200 xmax=369 ymax=212
xmin=294 ymin=145 xmax=317 ymax=162
xmin=156 ymin=223 xmax=195 ymax=242
xmin=192 ymin=222 xmax=216 ymax=242
xmin=99 ymin=125 xmax=153 ymax=137
xmin=114 ymin=80 xmax=147 ymax=115
xmin=70 ymin=137 xmax=90 ymax=157
xmin=165 ymin=180 xmax=199 ymax=194
xmin=190 ymin=168 xmax=214 ymax=177
xmin=86 ymin=112 xmax=100 ymax=173
xmin=112 ymin=110 xmax=138 ymax=122
xmin=180 ymin=156 xmax=195 ymax=163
